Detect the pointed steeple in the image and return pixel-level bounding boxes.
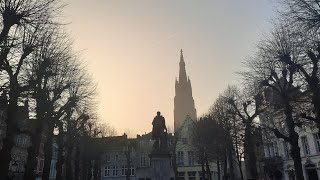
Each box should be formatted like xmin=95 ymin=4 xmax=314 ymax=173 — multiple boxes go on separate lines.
xmin=179 ymin=49 xmax=187 ymax=83
xmin=174 ymin=49 xmax=197 ymax=132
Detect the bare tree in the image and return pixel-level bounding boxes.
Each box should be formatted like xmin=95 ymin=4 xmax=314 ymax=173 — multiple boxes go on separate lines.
xmin=227 ymin=89 xmax=263 ymax=180
xmin=193 ymin=115 xmax=226 ymax=180
xmin=278 ymin=1 xmax=320 ymax=136
xmin=0 ymin=0 xmax=61 ymax=48
xmin=241 ymin=23 xmax=306 ymax=180
xmin=95 ymin=121 xmax=117 ymax=137
xmin=270 ymin=26 xmax=320 ymax=138
xmin=0 ymin=0 xmax=63 ymax=178
xmin=280 ymin=0 xmax=320 ymax=33
xmin=24 ymin=28 xmax=75 ymax=180
xmin=210 ymin=86 xmax=245 ymax=180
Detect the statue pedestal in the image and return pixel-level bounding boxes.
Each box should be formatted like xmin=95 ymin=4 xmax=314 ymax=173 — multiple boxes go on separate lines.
xmin=149 ymin=151 xmax=171 ymax=180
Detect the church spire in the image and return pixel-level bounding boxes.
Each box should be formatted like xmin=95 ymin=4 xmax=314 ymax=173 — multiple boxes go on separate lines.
xmin=174 ymin=49 xmax=197 ymax=132
xmin=179 ymin=49 xmax=187 ymax=83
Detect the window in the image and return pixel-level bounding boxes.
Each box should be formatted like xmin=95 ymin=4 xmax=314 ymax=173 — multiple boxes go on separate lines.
xmin=301 ymin=136 xmax=310 ymax=155
xmin=130 ymin=166 xmax=135 ymax=176
xmin=104 ymin=166 xmax=118 ymax=177
xmin=112 ymin=166 xmax=118 ymax=176
xmin=314 ymin=134 xmax=320 ymax=153
xmin=104 ymin=166 xmax=111 ymax=177
xmin=121 ymin=166 xmax=126 ymax=176
xmin=177 ymin=151 xmax=184 ymax=165
xmin=199 ymin=171 xmax=204 ymax=180
xmin=121 ymin=166 xmax=135 ymax=176
xmin=188 ymin=171 xmax=196 ymax=180
xmin=188 ymin=151 xmax=194 ymax=166
xmin=140 ymin=153 xmax=147 ymax=167
xmin=178 ymin=172 xmax=185 ymax=180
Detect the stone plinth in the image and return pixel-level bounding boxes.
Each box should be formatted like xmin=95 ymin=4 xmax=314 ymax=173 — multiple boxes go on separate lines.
xmin=149 ymin=152 xmax=171 ymax=180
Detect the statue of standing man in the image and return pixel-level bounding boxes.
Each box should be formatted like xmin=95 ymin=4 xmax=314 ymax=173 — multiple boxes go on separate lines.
xmin=151 ymin=111 xmax=168 ymax=152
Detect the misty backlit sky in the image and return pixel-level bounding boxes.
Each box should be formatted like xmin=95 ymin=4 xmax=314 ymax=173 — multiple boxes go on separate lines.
xmin=64 ymin=0 xmax=277 ymax=136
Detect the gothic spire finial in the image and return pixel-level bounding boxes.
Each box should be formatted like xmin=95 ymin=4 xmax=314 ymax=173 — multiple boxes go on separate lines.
xmin=180 ymin=49 xmax=184 ymax=62
xmin=178 ymin=49 xmax=187 ymax=83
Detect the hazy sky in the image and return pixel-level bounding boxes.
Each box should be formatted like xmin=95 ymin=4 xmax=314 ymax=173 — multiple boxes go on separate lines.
xmin=64 ymin=0 xmax=277 ymax=136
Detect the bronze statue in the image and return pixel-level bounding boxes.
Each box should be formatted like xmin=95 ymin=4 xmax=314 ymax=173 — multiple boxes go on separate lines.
xmin=151 ymin=111 xmax=168 ymax=152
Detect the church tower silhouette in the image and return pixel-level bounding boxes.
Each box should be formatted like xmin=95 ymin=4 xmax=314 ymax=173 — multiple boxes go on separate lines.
xmin=174 ymin=49 xmax=197 ymax=132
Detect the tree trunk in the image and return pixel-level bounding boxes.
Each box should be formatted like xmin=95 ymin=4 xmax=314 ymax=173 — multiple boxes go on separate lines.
xmin=24 ymin=124 xmax=42 ymax=180
xmin=87 ymin=161 xmax=92 ymax=180
xmin=234 ymin=120 xmax=244 ymax=180
xmin=0 ymin=22 xmax=13 ymax=45
xmin=201 ymin=156 xmax=206 ymax=180
xmin=25 ymin=89 xmax=48 ymax=180
xmin=0 ymin=103 xmax=17 ymax=179
xmin=56 ymin=123 xmax=64 ymax=180
xmin=290 ymin=140 xmax=304 ymax=180
xmin=238 ymin=160 xmax=244 ymax=180
xmin=93 ymin=159 xmax=99 ymax=180
xmin=82 ymin=159 xmax=88 ymax=180
xmin=223 ymin=151 xmax=228 ymax=180
xmin=205 ymin=156 xmax=212 ymax=180
xmin=307 ymin=75 xmax=320 ymax=127
xmin=285 ymin=102 xmax=304 ymax=180
xmin=0 ymin=82 xmax=19 ymax=179
xmin=74 ymin=141 xmax=81 ymax=180
xmin=65 ymin=122 xmax=74 ymax=180
xmin=228 ymin=141 xmax=234 ymax=180
xmin=82 ymin=135 xmax=89 ymax=180
xmin=217 ymin=158 xmax=221 ymax=180
xmin=244 ymin=121 xmax=258 ymax=180
xmin=234 ymin=136 xmax=244 ymax=180
xmin=42 ymin=121 xmax=55 ymax=180
xmin=311 ymin=88 xmax=320 ymax=138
